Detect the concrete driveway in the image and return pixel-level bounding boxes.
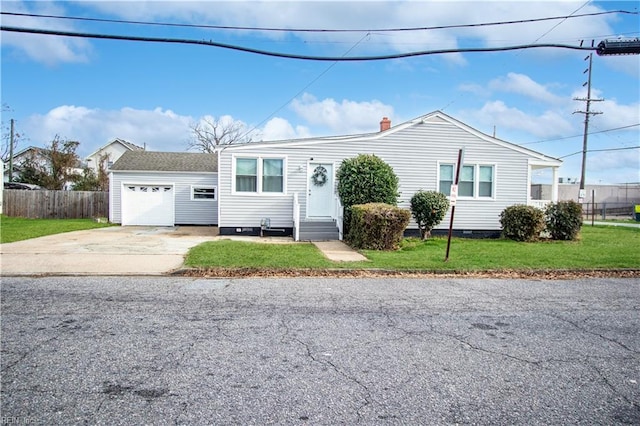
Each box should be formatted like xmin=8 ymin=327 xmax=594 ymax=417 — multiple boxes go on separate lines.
xmin=0 ymin=226 xmax=219 ymax=276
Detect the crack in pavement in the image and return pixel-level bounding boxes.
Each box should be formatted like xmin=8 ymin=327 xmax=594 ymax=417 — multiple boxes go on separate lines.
xmin=549 ymin=313 xmax=639 ymax=354
xmin=590 ymin=364 xmax=640 ymax=410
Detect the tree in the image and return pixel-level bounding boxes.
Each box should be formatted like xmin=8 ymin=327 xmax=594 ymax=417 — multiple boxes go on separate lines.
xmin=410 ymin=190 xmax=450 ymax=240
xmin=18 ymin=136 xmax=81 ymax=190
xmin=72 ymin=153 xmax=109 ymax=191
xmin=336 ymin=154 xmax=400 ymax=209
xmin=188 ymin=115 xmax=253 ymax=153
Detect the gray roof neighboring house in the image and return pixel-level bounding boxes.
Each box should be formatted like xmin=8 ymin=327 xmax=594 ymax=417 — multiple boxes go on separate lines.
xmin=110 ymin=151 xmax=218 ymax=173
xmin=86 ymin=138 xmax=145 ymax=159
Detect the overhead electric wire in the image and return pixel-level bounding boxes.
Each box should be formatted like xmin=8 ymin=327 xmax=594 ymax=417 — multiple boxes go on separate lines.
xmin=1 ymin=9 xmax=636 ymax=33
xmin=0 ymin=26 xmax=597 ymax=61
xmin=560 ymin=145 xmax=640 ymax=158
xmin=238 ymin=33 xmax=373 ymax=142
xmin=520 ymin=123 xmax=640 ymax=145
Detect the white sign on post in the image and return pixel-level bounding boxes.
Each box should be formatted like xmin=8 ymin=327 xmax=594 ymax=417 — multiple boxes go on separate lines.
xmin=450 ymin=184 xmax=458 ymax=206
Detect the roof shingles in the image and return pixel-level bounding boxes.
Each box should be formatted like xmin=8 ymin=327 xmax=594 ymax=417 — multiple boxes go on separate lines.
xmin=110 ymin=151 xmax=218 ymax=172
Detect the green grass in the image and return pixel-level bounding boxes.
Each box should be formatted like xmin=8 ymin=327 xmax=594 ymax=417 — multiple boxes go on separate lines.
xmin=0 ymin=215 xmax=113 ymax=243
xmin=186 ymin=240 xmax=335 ymax=269
xmin=185 ymin=226 xmax=639 ymax=271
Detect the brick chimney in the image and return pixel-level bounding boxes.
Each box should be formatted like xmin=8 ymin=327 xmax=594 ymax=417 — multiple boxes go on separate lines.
xmin=380 ymin=117 xmax=391 ymax=132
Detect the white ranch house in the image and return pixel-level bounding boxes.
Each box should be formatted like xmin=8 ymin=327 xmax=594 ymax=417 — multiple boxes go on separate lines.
xmin=110 ymin=111 xmax=561 ymax=240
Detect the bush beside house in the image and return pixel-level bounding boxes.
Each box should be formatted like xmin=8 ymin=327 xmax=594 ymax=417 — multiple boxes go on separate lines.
xmin=348 ymin=203 xmax=411 ymax=250
xmin=410 ymin=190 xmax=450 ymax=240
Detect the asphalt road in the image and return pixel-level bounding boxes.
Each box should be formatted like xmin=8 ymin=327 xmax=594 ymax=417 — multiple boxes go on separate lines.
xmin=1 ymin=277 xmax=639 ymax=425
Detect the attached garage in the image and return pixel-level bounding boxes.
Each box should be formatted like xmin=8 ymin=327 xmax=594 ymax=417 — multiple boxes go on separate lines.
xmin=110 ymin=151 xmax=218 ymax=226
xmin=121 ymin=184 xmax=175 ymax=226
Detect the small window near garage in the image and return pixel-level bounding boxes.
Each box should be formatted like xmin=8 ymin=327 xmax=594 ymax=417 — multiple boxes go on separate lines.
xmin=192 ymin=186 xmax=217 ymax=201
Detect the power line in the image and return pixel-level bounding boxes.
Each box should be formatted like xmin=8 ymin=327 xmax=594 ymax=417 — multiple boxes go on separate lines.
xmin=1 ymin=10 xmax=636 ymax=34
xmin=560 ymin=145 xmax=640 ymax=158
xmin=0 ymin=26 xmax=597 ymax=61
xmin=239 ymin=33 xmax=373 ymax=142
xmin=520 ymin=123 xmax=640 ymax=145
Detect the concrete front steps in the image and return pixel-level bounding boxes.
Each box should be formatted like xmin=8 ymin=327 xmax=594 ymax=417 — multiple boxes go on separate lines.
xmin=299 ymin=220 xmax=340 ymax=241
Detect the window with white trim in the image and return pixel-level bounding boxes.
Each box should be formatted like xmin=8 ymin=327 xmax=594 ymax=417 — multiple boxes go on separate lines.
xmin=234 ymin=156 xmax=285 ymax=194
xmin=236 ymin=158 xmax=258 ymax=192
xmin=439 ymin=163 xmax=495 ymax=199
xmin=191 ymin=185 xmax=217 ymax=201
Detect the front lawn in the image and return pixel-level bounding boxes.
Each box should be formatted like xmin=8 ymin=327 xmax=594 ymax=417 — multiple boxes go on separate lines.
xmin=0 ymin=215 xmax=113 ymax=243
xmin=185 ymin=225 xmax=639 ymax=272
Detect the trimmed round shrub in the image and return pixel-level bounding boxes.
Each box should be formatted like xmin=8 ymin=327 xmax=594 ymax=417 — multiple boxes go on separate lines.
xmin=410 ymin=190 xmax=450 ymax=240
xmin=545 ymin=200 xmax=583 ymax=240
xmin=348 ymin=203 xmax=411 ymax=250
xmin=499 ymin=204 xmax=545 ymax=242
xmin=336 ymin=154 xmax=400 ymax=208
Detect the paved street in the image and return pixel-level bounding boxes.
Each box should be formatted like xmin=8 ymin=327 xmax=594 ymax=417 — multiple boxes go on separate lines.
xmin=2 ymin=277 xmax=639 ymax=425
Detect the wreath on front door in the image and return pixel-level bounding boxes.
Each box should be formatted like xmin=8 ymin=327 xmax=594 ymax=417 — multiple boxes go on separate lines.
xmin=311 ymin=165 xmax=328 ymax=186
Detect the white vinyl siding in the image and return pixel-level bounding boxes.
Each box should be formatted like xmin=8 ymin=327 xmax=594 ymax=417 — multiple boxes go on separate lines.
xmin=110 ymin=171 xmax=218 ymax=225
xmin=218 ymin=114 xmax=555 ymax=231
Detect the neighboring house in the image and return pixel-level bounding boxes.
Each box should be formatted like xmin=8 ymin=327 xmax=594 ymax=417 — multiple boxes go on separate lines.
xmin=86 ymin=138 xmax=144 ymax=172
xmin=109 ymin=151 xmax=218 ymax=226
xmin=3 ymin=146 xmax=83 ymax=189
xmin=3 ymin=146 xmax=47 ymax=182
xmin=216 ymin=111 xmax=561 ymax=240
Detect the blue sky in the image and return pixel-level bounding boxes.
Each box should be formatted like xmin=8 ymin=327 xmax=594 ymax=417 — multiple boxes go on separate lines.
xmin=1 ymin=0 xmax=639 ymax=184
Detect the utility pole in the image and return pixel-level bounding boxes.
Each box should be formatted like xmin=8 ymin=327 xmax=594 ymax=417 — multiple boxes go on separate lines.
xmin=573 ymin=50 xmax=603 ymax=202
xmin=9 ymin=118 xmax=15 ymax=182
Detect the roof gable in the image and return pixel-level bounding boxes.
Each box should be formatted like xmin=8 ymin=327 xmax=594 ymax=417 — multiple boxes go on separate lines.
xmin=86 ymin=138 xmax=144 ymax=159
xmin=220 ymin=111 xmax=561 ymax=165
xmin=110 ymin=151 xmax=218 ymax=172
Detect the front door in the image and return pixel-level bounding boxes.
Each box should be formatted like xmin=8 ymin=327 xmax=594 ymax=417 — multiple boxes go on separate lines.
xmin=307 ymin=163 xmax=334 ymax=218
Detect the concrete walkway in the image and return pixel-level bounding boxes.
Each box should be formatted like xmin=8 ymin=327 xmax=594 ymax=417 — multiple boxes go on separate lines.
xmin=312 ymin=240 xmax=368 ymax=262
xmin=592 ymin=221 xmax=640 ymax=228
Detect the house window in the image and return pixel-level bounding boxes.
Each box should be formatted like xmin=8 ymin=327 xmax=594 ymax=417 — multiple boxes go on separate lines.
xmin=459 ymin=165 xmax=475 ymax=197
xmin=479 ymin=166 xmax=494 ymax=197
xmin=439 ymin=164 xmax=453 ymax=195
xmin=262 ymin=159 xmax=283 ymax=193
xmin=234 ymin=156 xmax=285 ymax=194
xmin=192 ymin=186 xmax=217 ymax=201
xmin=236 ymin=158 xmax=257 ymax=192
xmin=439 ymin=163 xmax=495 ymax=199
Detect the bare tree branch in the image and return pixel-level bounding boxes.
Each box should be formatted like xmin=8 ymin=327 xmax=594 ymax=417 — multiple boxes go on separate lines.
xmin=188 ymin=116 xmax=253 ymax=153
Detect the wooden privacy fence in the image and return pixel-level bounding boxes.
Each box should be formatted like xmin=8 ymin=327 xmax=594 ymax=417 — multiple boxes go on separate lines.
xmin=2 ymin=189 xmax=109 ymax=219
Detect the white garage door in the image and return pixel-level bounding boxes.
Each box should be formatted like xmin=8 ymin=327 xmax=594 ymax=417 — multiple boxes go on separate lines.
xmin=121 ymin=184 xmax=174 ymax=226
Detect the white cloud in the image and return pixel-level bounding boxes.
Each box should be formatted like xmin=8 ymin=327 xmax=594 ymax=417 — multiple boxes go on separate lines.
xmin=489 ymin=73 xmax=563 ymax=104
xmin=290 ymin=93 xmax=394 ymax=134
xmin=467 ymin=100 xmax=574 ymax=138
xmin=1 ymin=1 xmax=91 ymax=65
xmin=261 ymin=117 xmax=311 ymax=141
xmin=571 ymin=87 xmax=640 ymax=130
xmin=458 ymin=83 xmax=491 ymax=97
xmin=24 ymin=106 xmax=193 ymax=156
xmin=80 ymin=1 xmax=619 ymax=64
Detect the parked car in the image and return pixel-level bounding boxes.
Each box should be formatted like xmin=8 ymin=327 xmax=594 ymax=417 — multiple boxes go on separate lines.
xmin=3 ymin=182 xmax=42 ymax=190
